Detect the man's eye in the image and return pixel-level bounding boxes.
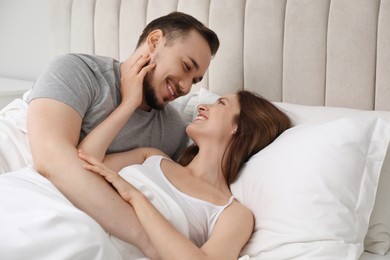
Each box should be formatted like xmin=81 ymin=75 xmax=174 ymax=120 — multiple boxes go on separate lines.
xmin=218 ymin=100 xmax=225 ymax=105
xmin=184 ymin=63 xmax=191 ymax=71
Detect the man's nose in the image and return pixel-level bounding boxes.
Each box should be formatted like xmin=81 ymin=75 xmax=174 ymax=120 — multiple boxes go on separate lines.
xmin=179 ymin=77 xmax=193 ymax=96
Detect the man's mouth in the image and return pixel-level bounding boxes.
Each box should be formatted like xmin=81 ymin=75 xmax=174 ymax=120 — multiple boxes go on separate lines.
xmin=167 ymin=83 xmax=175 ymax=97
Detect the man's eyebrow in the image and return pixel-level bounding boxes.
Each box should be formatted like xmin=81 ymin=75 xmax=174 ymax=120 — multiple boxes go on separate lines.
xmin=189 ymin=57 xmax=200 ymax=70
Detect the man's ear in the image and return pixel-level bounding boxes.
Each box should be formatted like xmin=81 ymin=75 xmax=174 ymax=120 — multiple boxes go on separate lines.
xmin=146 ymin=29 xmax=164 ymax=51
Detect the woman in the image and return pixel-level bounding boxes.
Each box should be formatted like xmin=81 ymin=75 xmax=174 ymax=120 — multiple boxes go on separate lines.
xmin=77 ymin=55 xmax=291 ymax=260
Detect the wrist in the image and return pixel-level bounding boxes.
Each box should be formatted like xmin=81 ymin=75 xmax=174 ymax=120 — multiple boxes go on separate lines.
xmin=118 ymin=99 xmax=139 ymax=112
xmin=119 ymin=95 xmax=139 ymax=107
xmin=130 ymin=190 xmax=148 ymax=208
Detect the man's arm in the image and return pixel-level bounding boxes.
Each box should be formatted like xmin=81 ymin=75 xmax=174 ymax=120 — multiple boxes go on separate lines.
xmin=27 ymin=98 xmax=158 ymax=259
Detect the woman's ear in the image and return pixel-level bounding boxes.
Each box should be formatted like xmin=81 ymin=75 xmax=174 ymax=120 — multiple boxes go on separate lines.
xmin=146 ymin=29 xmax=164 ymax=52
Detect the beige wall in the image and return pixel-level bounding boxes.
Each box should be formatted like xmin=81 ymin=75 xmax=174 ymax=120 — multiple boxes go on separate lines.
xmin=0 ymin=0 xmax=50 ymax=81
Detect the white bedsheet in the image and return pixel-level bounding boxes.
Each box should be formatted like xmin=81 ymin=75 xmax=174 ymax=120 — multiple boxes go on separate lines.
xmin=0 ymin=98 xmax=31 ymax=173
xmin=0 ymin=166 xmax=189 ymax=260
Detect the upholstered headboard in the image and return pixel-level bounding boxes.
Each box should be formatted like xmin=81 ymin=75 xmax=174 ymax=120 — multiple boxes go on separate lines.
xmin=50 ymin=0 xmax=390 ymax=111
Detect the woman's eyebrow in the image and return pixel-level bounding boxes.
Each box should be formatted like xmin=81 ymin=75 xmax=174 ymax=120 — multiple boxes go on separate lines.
xmin=218 ymin=97 xmax=230 ymax=103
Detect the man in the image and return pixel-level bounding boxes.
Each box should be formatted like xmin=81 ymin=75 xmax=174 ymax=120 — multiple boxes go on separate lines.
xmin=26 ymin=11 xmax=219 ymax=259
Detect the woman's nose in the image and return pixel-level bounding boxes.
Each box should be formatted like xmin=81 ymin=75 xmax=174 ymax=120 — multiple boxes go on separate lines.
xmin=197 ymin=104 xmax=207 ymax=112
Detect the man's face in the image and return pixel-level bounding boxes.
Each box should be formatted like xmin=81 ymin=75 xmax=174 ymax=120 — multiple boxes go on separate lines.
xmin=143 ymin=30 xmax=212 ymax=110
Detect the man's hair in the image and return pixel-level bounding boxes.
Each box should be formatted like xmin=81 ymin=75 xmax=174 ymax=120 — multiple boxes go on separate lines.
xmin=136 ymin=11 xmax=219 ymax=57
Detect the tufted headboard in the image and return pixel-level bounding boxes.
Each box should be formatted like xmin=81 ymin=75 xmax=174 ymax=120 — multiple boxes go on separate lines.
xmin=50 ymin=0 xmax=390 ymax=111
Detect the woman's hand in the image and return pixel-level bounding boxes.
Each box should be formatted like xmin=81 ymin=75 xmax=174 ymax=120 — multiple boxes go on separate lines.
xmin=78 ymin=150 xmax=142 ymax=204
xmin=77 ymin=57 xmax=154 ymax=161
xmin=121 ymin=54 xmax=156 ymax=108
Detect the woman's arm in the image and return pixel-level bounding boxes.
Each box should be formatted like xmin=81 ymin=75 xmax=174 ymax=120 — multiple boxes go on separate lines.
xmin=131 ymin=195 xmax=253 ymax=260
xmin=131 ymin=191 xmax=253 ymax=260
xmin=77 ymin=54 xmax=155 ymax=161
xmin=200 ymin=204 xmax=254 ymax=260
xmin=80 ymin=151 xmax=254 ymax=260
xmin=79 ymin=147 xmax=168 ymax=173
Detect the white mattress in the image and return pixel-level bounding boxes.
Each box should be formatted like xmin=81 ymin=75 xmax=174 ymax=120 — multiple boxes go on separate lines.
xmin=360 ymin=252 xmax=390 ymax=260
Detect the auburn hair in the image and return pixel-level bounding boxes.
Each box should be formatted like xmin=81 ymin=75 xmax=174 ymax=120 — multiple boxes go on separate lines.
xmin=177 ymin=90 xmax=291 ymax=185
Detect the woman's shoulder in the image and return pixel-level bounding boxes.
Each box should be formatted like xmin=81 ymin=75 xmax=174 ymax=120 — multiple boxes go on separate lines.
xmin=223 ymin=199 xmax=254 ymax=224
xmin=211 ymin=199 xmax=254 ymax=249
xmin=142 ymin=148 xmax=172 ymax=164
xmin=137 ymin=147 xmax=170 ymax=159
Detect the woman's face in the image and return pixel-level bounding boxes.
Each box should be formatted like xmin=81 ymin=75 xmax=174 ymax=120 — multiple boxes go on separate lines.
xmin=187 ymin=94 xmax=240 ymax=145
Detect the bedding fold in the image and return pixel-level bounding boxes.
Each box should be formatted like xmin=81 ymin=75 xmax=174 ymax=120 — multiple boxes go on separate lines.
xmin=0 ymin=98 xmax=32 ymax=173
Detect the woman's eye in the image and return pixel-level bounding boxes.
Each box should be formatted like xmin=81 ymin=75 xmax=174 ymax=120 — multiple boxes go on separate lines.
xmin=218 ymin=100 xmax=225 ymax=105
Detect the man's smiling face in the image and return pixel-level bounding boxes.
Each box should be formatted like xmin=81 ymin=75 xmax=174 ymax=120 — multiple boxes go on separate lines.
xmin=143 ymin=30 xmax=212 ymax=110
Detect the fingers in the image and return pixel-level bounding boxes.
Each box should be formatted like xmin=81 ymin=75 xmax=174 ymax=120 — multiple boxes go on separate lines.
xmin=78 ymin=150 xmax=139 ymax=204
xmin=139 ymin=62 xmax=156 ymax=77
xmin=81 ymin=158 xmax=118 ymax=185
xmin=78 ymin=150 xmax=101 ymax=166
xmin=127 ymin=54 xmax=156 ymax=76
xmin=107 ymin=176 xmax=136 ymax=202
xmin=78 ymin=150 xmax=121 ymax=183
xmin=78 ymin=150 xmax=108 ymax=174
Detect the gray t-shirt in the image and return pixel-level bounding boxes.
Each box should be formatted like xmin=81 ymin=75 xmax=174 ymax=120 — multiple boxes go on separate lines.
xmin=27 ymin=53 xmax=187 ymax=158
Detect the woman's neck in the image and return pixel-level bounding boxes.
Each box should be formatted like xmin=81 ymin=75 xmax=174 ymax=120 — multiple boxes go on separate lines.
xmin=186 ymin=145 xmax=229 ymax=193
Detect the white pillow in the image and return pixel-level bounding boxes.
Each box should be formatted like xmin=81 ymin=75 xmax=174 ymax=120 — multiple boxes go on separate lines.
xmin=179 ymin=87 xmax=221 ymax=122
xmin=275 ymin=102 xmax=390 ymax=256
xmin=195 ymin=88 xmax=390 ymax=257
xmin=231 ymin=117 xmax=390 ymax=259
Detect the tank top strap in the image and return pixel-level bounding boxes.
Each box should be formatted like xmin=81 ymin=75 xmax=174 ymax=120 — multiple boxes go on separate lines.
xmin=225 ymin=196 xmax=235 ymax=207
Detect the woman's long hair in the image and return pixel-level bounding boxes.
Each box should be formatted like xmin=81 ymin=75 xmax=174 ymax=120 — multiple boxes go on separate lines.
xmin=177 ymin=90 xmax=291 ymax=185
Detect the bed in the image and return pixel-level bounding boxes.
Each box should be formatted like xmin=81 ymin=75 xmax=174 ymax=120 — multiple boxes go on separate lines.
xmin=1 ymin=0 xmax=390 ymax=259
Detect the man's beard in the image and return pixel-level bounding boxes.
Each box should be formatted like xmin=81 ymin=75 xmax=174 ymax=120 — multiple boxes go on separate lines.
xmin=143 ymin=72 xmax=165 ymax=110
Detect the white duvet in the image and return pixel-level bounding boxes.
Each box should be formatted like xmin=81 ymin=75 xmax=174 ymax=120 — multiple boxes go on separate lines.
xmin=0 ymin=165 xmax=191 ymax=260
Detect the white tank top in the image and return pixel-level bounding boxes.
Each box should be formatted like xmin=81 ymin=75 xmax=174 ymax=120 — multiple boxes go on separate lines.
xmin=131 ymin=155 xmax=234 ymax=247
